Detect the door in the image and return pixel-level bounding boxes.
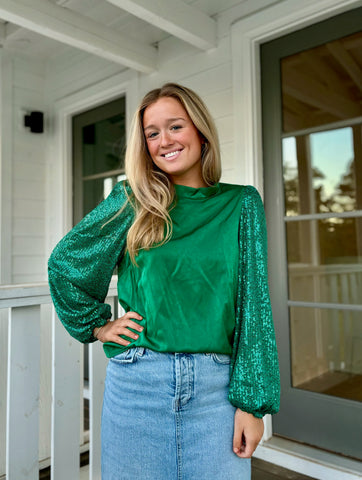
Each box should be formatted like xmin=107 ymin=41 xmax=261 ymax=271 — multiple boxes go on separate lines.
xmin=72 ymin=96 xmax=127 ymax=224
xmin=72 ymin=97 xmax=127 ymax=407
xmin=261 ymin=8 xmax=362 ymax=459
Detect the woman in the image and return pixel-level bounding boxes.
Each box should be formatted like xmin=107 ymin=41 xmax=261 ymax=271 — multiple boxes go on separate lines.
xmin=48 ymin=83 xmax=280 ymax=480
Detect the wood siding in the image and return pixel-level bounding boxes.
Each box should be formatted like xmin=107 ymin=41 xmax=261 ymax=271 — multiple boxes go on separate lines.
xmin=11 ymin=56 xmax=47 ymax=284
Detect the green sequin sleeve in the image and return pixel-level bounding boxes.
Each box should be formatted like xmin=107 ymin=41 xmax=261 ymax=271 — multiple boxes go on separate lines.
xmin=48 ymin=181 xmax=133 ymax=343
xmin=228 ymin=186 xmax=280 ymax=418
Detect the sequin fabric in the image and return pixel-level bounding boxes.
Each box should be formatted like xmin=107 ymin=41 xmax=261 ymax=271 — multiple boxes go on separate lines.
xmin=228 ymin=186 xmax=280 ymax=417
xmin=48 ymin=182 xmax=134 ymax=342
xmin=48 ymin=181 xmax=280 ymax=417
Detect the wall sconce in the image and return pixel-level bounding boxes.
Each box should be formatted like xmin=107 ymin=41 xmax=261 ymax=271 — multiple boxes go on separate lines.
xmin=24 ymin=111 xmax=44 ymax=133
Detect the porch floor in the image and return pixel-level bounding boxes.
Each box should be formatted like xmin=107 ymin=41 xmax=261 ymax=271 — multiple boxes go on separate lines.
xmin=78 ymin=458 xmax=317 ymax=479
xmin=252 ymin=458 xmax=316 ymax=479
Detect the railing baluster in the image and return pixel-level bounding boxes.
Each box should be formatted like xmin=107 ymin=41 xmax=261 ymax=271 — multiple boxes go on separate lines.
xmin=88 ymin=341 xmax=108 ymax=480
xmin=88 ymin=296 xmax=113 ymax=480
xmin=6 ymin=305 xmax=40 ymax=480
xmin=51 ymin=307 xmax=81 ymax=480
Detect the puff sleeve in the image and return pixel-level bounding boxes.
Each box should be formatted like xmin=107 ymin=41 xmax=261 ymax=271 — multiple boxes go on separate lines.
xmin=48 ymin=181 xmax=134 ymax=343
xmin=228 ymin=186 xmax=280 ymax=417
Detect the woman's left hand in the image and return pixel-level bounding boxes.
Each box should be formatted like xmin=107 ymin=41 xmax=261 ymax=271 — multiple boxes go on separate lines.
xmin=233 ymin=409 xmax=264 ymax=458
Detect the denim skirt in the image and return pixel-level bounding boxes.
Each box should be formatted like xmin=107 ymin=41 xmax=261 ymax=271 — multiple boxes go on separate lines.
xmin=101 ymin=347 xmax=251 ymax=480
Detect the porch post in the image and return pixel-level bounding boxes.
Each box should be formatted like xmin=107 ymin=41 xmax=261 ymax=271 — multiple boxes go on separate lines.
xmin=6 ymin=305 xmax=41 ymax=480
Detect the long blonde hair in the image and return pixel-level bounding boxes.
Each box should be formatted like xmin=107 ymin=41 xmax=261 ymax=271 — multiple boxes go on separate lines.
xmin=125 ymin=83 xmax=221 ymax=263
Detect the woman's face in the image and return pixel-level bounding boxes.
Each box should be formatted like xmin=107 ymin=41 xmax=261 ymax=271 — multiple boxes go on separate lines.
xmin=143 ymin=97 xmax=205 ymax=187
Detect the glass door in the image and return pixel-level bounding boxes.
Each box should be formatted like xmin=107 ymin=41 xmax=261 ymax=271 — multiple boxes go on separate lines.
xmin=72 ymin=96 xmax=126 ymax=224
xmin=72 ymin=97 xmax=127 ymax=426
xmin=261 ymin=8 xmax=362 ymax=459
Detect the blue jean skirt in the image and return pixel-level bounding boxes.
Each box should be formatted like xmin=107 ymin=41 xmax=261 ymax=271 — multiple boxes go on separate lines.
xmin=101 ymin=347 xmax=251 ymax=480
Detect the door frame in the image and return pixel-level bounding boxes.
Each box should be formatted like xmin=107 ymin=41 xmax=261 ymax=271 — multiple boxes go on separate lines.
xmin=231 ymin=0 xmax=362 ymax=478
xmin=46 ymin=69 xmax=139 ymax=256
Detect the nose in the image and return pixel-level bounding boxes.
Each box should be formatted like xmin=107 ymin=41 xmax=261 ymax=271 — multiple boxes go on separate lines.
xmin=160 ymin=129 xmax=173 ymax=147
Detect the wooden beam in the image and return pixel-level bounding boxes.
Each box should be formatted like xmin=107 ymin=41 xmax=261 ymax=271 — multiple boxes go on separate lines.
xmin=4 ymin=22 xmax=22 ymax=39
xmin=0 ymin=0 xmax=157 ymax=73
xmin=283 ymin=68 xmax=360 ymax=119
xmin=326 ymin=40 xmax=362 ymax=93
xmin=299 ymin=51 xmax=354 ymax=102
xmin=107 ymin=0 xmax=216 ymax=50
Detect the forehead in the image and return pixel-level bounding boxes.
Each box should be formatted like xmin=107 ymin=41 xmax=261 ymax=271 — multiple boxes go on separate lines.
xmin=143 ymin=97 xmax=189 ymax=126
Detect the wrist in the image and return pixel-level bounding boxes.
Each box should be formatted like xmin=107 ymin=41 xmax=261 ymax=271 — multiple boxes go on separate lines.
xmin=93 ymin=324 xmax=106 ymax=340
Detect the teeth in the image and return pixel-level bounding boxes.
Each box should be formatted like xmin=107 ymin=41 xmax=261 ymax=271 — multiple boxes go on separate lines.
xmin=164 ymin=150 xmax=180 ymax=158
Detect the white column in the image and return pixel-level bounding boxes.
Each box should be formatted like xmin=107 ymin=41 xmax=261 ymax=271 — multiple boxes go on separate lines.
xmin=89 ymin=340 xmax=108 ymax=479
xmin=6 ymin=305 xmax=40 ymax=480
xmin=51 ymin=308 xmax=81 ymax=480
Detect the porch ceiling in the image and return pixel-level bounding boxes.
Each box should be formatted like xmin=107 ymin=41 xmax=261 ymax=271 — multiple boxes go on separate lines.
xmin=0 ymin=0 xmax=240 ymax=71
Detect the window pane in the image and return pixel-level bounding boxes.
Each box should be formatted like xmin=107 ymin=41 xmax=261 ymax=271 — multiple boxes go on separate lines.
xmin=83 ymin=177 xmax=119 ymax=216
xmin=281 ymin=31 xmax=362 ymax=133
xmin=82 ymin=107 xmax=126 ymax=177
xmin=286 ymin=218 xmax=362 ymax=304
xmin=290 ymin=306 xmax=362 ymax=402
xmin=283 ymin=126 xmax=360 ymax=216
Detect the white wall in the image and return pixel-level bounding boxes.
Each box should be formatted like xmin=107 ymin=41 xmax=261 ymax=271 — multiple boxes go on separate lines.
xmin=0 ymin=53 xmax=49 ymax=474
xmin=10 ymin=55 xmax=48 ymax=284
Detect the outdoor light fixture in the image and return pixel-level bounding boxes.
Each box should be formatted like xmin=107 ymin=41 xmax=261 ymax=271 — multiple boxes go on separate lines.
xmin=24 ymin=111 xmax=44 ymax=133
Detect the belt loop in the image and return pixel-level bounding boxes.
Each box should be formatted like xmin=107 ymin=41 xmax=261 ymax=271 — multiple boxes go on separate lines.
xmin=135 ymin=346 xmax=145 ymax=357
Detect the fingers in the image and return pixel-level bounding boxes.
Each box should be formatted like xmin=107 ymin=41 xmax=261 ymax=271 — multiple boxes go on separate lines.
xmin=121 ymin=311 xmax=143 ymax=322
xmin=233 ymin=411 xmax=244 ymax=457
xmin=97 ymin=311 xmax=144 ymax=345
xmin=239 ymin=435 xmax=258 ymax=458
xmin=233 ymin=409 xmax=264 ymax=458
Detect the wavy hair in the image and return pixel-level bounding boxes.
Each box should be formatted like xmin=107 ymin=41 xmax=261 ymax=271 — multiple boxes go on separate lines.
xmin=124 ymin=83 xmax=221 ymax=263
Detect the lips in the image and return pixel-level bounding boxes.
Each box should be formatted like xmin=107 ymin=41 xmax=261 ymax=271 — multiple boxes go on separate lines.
xmin=161 ymin=149 xmax=183 ymax=159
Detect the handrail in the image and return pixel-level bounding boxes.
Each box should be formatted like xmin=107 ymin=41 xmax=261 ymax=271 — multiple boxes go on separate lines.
xmin=0 ymin=277 xmax=118 ymax=308
xmin=2 ymin=281 xmax=119 ymax=479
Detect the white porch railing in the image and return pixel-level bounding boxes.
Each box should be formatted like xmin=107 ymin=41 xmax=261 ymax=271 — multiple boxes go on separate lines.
xmin=1 ymin=266 xmax=361 ymax=479
xmin=1 ymin=279 xmax=119 ymax=480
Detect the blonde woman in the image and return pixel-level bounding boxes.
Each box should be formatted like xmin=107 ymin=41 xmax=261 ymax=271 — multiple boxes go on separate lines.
xmin=48 ymin=83 xmax=280 ymax=479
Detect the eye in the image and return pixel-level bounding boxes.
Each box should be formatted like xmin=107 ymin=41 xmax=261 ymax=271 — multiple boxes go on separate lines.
xmin=170 ymin=125 xmax=182 ymax=131
xmin=146 ymin=131 xmax=158 ymax=139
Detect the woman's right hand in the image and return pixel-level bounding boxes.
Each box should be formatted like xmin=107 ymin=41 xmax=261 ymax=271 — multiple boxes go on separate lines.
xmin=93 ymin=311 xmax=144 ymax=345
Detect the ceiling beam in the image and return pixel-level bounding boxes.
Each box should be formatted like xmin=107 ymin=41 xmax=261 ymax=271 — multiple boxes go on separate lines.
xmin=107 ymin=0 xmax=217 ymax=50
xmin=0 ymin=0 xmax=157 ymax=73
xmin=283 ymin=68 xmax=360 ymax=119
xmin=5 ymin=23 xmax=21 ymax=37
xmin=299 ymin=51 xmax=353 ymax=103
xmin=326 ymin=40 xmax=362 ymax=93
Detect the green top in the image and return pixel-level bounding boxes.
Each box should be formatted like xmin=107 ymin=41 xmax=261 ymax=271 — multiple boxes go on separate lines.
xmin=48 ymin=181 xmax=280 ymax=418
xmin=105 ymin=182 xmax=240 ymax=358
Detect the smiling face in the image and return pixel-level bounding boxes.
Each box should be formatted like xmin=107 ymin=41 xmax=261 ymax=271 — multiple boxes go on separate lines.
xmin=143 ymin=97 xmax=205 ymax=187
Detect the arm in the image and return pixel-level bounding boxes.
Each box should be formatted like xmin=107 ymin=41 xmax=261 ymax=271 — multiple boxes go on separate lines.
xmin=229 ymin=186 xmax=280 ymax=454
xmin=48 ymin=181 xmax=134 ymax=343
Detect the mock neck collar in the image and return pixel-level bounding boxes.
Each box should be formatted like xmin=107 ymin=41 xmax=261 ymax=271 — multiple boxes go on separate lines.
xmin=174 ymin=183 xmax=220 ymax=199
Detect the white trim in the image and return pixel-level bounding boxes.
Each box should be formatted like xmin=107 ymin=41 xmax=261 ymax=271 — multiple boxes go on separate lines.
xmin=231 ymin=0 xmax=362 ymax=475
xmin=107 ymin=0 xmax=216 ymax=50
xmin=0 ymin=50 xmax=13 ymax=284
xmin=255 ymin=437 xmax=362 ymax=480
xmin=285 ymin=211 xmax=362 ymax=221
xmin=48 ymin=69 xmax=139 ymax=247
xmin=231 ymin=0 xmax=362 ymax=192
xmin=0 ymin=0 xmax=156 ymax=73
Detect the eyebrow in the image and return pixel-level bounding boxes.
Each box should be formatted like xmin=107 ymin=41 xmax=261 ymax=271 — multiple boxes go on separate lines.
xmin=143 ymin=117 xmax=186 ymax=131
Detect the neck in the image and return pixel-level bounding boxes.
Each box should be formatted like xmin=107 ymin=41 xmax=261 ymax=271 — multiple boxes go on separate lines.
xmin=171 ymin=176 xmax=208 ymax=189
